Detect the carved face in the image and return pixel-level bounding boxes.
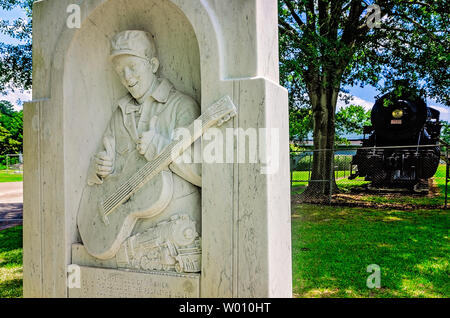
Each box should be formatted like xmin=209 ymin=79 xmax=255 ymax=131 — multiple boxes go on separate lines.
xmin=112 ymin=55 xmax=157 ymax=100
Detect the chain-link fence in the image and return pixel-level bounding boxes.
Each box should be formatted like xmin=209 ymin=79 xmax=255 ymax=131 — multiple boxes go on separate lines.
xmin=291 ymin=144 xmax=449 ymax=209
xmin=1 ymin=153 xmax=23 ymax=173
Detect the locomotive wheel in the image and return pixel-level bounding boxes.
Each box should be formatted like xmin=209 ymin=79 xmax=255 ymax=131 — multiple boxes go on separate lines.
xmin=413 ymin=179 xmax=429 ymax=193
xmin=418 ymin=154 xmax=440 ymax=179
xmin=371 ymin=170 xmax=387 ymax=184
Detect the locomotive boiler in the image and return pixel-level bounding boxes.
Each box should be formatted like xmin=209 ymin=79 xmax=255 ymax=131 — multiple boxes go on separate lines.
xmin=351 ymin=90 xmax=442 ymax=192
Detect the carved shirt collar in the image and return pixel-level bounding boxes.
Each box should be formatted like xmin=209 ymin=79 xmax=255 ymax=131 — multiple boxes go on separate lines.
xmin=119 ymin=78 xmax=174 ymax=114
xmin=137 ymin=78 xmax=173 ymax=105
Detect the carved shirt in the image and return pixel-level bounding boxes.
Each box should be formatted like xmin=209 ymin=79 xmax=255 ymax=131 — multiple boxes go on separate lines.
xmin=87 ymin=78 xmax=202 ymax=194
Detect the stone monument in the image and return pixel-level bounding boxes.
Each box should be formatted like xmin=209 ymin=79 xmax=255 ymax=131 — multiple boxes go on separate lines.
xmin=24 ymin=0 xmax=292 ymax=298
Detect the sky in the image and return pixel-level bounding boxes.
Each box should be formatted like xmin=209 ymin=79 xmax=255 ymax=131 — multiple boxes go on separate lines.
xmin=340 ymin=84 xmax=450 ymax=121
xmin=0 ymin=6 xmax=26 ymax=45
xmin=0 ymin=6 xmax=30 ymax=111
xmin=0 ymin=6 xmax=448 ymax=120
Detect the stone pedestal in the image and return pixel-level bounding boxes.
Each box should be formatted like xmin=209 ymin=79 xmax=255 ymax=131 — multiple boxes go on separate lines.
xmin=24 ymin=0 xmax=291 ymax=298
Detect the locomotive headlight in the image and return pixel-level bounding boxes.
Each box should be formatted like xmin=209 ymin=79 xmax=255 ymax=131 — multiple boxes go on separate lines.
xmin=392 ymin=109 xmax=404 ymax=118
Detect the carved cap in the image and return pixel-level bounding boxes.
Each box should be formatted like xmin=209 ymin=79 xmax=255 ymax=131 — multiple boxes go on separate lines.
xmin=110 ymin=30 xmax=157 ymax=61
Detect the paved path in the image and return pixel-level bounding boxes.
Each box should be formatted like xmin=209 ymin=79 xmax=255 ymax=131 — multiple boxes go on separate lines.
xmin=0 ymin=182 xmax=23 ymax=231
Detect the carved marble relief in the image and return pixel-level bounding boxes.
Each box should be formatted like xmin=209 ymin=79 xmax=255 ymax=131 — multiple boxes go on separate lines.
xmin=116 ymin=214 xmax=201 ymax=273
xmin=76 ymin=30 xmax=236 ymax=273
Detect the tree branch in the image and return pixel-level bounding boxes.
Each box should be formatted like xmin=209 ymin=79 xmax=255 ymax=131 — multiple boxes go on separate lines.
xmin=396 ymin=12 xmax=443 ymax=43
xmin=279 ymin=18 xmax=299 ymax=37
xmin=283 ymin=0 xmax=305 ymax=30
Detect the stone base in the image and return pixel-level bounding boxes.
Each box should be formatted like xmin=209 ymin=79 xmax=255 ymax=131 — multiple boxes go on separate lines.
xmin=72 ymin=243 xmax=118 ymax=269
xmin=71 ymin=244 xmax=200 ymax=297
xmin=68 ymin=265 xmax=200 ymax=298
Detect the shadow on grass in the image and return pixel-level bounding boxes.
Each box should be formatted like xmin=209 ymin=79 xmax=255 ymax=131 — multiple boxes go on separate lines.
xmin=0 ymin=226 xmax=22 ymax=255
xmin=0 ymin=276 xmax=22 ymax=298
xmin=0 ymin=205 xmax=23 ymax=232
xmin=291 ymin=205 xmax=449 ymax=298
xmin=0 ymin=226 xmax=23 ymax=298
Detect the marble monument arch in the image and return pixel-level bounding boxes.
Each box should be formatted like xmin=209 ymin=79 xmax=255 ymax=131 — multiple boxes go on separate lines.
xmin=24 ymin=0 xmax=292 ymax=298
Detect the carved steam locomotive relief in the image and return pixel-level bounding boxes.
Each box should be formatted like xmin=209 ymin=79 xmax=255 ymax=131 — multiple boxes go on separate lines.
xmin=116 ymin=214 xmax=201 ymax=273
xmin=351 ymin=90 xmax=441 ymax=192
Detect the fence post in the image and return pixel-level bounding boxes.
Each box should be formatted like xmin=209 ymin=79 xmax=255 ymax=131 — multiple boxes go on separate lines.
xmin=308 ymin=153 xmax=312 ymax=181
xmin=445 ymin=147 xmax=449 ymax=209
xmin=290 ymin=167 xmax=293 ymax=193
xmin=290 ymin=153 xmax=296 ymax=192
xmin=329 ymin=149 xmax=334 ymax=204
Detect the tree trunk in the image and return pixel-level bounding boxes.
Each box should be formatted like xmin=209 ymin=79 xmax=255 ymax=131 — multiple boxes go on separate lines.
xmin=300 ymin=85 xmax=339 ymax=201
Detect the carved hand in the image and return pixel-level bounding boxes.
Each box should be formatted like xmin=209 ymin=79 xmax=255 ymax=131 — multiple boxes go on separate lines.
xmin=136 ymin=130 xmax=156 ymax=156
xmin=137 ymin=116 xmax=158 ymax=157
xmin=96 ymin=136 xmax=115 ymax=178
xmin=95 ymin=151 xmax=114 ymax=178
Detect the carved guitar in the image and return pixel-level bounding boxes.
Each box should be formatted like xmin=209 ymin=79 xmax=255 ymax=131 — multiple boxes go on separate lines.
xmin=77 ymin=96 xmax=237 ymax=259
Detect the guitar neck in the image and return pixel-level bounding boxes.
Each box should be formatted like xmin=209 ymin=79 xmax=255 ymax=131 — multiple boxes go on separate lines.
xmin=101 ymin=96 xmax=236 ymax=217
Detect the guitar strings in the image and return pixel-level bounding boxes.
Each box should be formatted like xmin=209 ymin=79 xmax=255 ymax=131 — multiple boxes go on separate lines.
xmin=102 ymin=113 xmax=219 ymax=214
xmin=102 ymin=141 xmax=181 ymax=213
xmin=103 ymin=142 xmax=182 ymax=214
xmin=102 ymin=150 xmax=169 ymax=213
xmin=102 ymin=114 xmax=215 ymax=213
xmin=101 ymin=110 xmax=223 ymax=215
xmin=102 ymin=118 xmax=209 ymax=211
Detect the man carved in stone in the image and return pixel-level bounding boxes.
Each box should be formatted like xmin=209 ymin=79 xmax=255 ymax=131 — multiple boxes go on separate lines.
xmin=84 ymin=30 xmax=202 ymax=272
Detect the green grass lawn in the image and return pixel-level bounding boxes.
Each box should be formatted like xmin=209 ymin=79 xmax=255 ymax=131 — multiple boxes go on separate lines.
xmin=0 ymin=206 xmax=448 ymax=298
xmin=0 ymin=226 xmax=23 ymax=298
xmin=292 ymin=164 xmax=448 ymax=207
xmin=292 ymin=204 xmax=449 ymax=298
xmin=0 ymin=170 xmax=23 ymax=183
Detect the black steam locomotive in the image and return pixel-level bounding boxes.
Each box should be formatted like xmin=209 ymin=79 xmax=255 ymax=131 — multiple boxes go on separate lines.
xmin=351 ymin=90 xmax=442 ymax=192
